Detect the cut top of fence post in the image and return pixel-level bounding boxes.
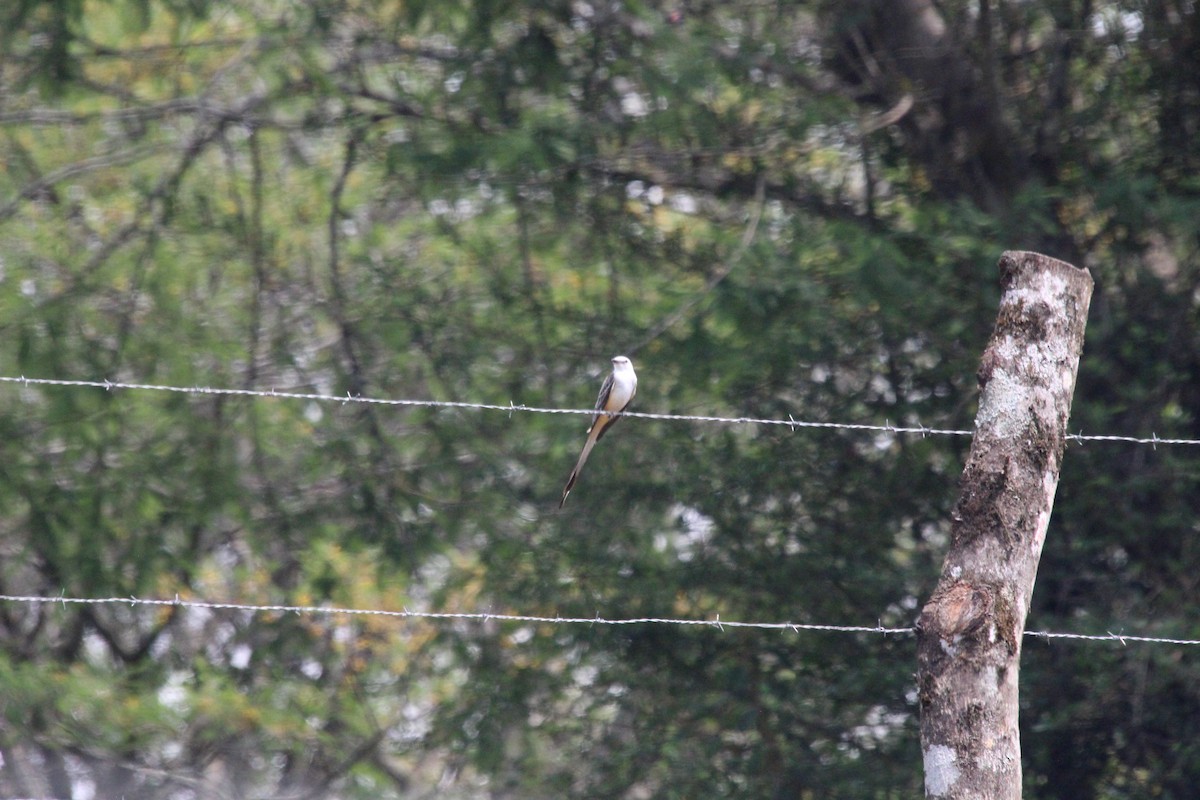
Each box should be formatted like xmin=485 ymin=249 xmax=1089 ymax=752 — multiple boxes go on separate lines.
xmin=975 ymin=251 xmax=1094 ymax=446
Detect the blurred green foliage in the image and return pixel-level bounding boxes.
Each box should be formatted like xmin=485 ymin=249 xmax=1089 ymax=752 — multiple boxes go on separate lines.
xmin=1 ymin=0 xmax=1199 ymax=797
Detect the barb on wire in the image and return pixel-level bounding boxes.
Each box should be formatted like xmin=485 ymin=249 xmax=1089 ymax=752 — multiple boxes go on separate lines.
xmin=2 ymin=375 xmax=1197 ymax=446
xmin=0 ymin=594 xmax=1197 ymax=646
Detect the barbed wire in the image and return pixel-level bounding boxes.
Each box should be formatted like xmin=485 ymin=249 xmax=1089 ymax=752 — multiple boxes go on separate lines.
xmin=0 ymin=593 xmax=906 ymax=635
xmin=0 ymin=594 xmax=1194 ymax=646
xmin=1023 ymin=630 xmax=1200 ymax=646
xmin=2 ymin=375 xmax=1198 ymax=446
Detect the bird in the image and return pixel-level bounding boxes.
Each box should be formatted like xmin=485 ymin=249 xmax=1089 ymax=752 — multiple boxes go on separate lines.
xmin=559 ymin=355 xmax=638 ymax=508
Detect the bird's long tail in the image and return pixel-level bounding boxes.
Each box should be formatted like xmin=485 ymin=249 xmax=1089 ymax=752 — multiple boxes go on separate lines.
xmin=559 ymin=437 xmax=597 ymax=508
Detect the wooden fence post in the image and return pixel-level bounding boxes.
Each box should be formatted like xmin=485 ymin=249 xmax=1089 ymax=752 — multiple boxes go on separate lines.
xmin=918 ymin=251 xmax=1093 ymax=799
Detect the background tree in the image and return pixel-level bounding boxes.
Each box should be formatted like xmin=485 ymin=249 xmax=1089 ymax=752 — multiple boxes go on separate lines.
xmin=1 ymin=0 xmax=1198 ymax=797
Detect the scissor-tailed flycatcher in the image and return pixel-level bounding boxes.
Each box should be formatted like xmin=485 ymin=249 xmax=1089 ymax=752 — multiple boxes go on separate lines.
xmin=559 ymin=355 xmax=638 ymax=508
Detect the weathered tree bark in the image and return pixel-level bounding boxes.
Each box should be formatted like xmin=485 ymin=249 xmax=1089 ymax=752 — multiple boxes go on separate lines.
xmin=918 ymin=251 xmax=1093 ymax=799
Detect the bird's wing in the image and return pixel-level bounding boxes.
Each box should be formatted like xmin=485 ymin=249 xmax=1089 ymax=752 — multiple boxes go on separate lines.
xmin=587 ymin=373 xmax=616 ymax=433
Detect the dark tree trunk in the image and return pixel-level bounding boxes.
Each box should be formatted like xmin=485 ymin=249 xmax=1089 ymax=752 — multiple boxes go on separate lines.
xmin=824 ymin=0 xmax=1027 ymax=210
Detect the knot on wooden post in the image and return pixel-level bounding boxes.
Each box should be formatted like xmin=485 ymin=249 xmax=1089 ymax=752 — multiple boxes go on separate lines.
xmin=919 ymin=581 xmax=993 ymax=646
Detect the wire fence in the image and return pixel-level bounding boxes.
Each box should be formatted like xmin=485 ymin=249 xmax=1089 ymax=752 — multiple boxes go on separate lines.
xmin=3 ymin=373 xmax=1199 ymax=649
xmin=2 ymin=375 xmax=1198 ymax=446
xmin=0 ymin=593 xmax=1195 ymax=647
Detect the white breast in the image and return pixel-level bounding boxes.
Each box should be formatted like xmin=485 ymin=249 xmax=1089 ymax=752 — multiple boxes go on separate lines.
xmin=606 ymin=362 xmax=637 ymax=410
